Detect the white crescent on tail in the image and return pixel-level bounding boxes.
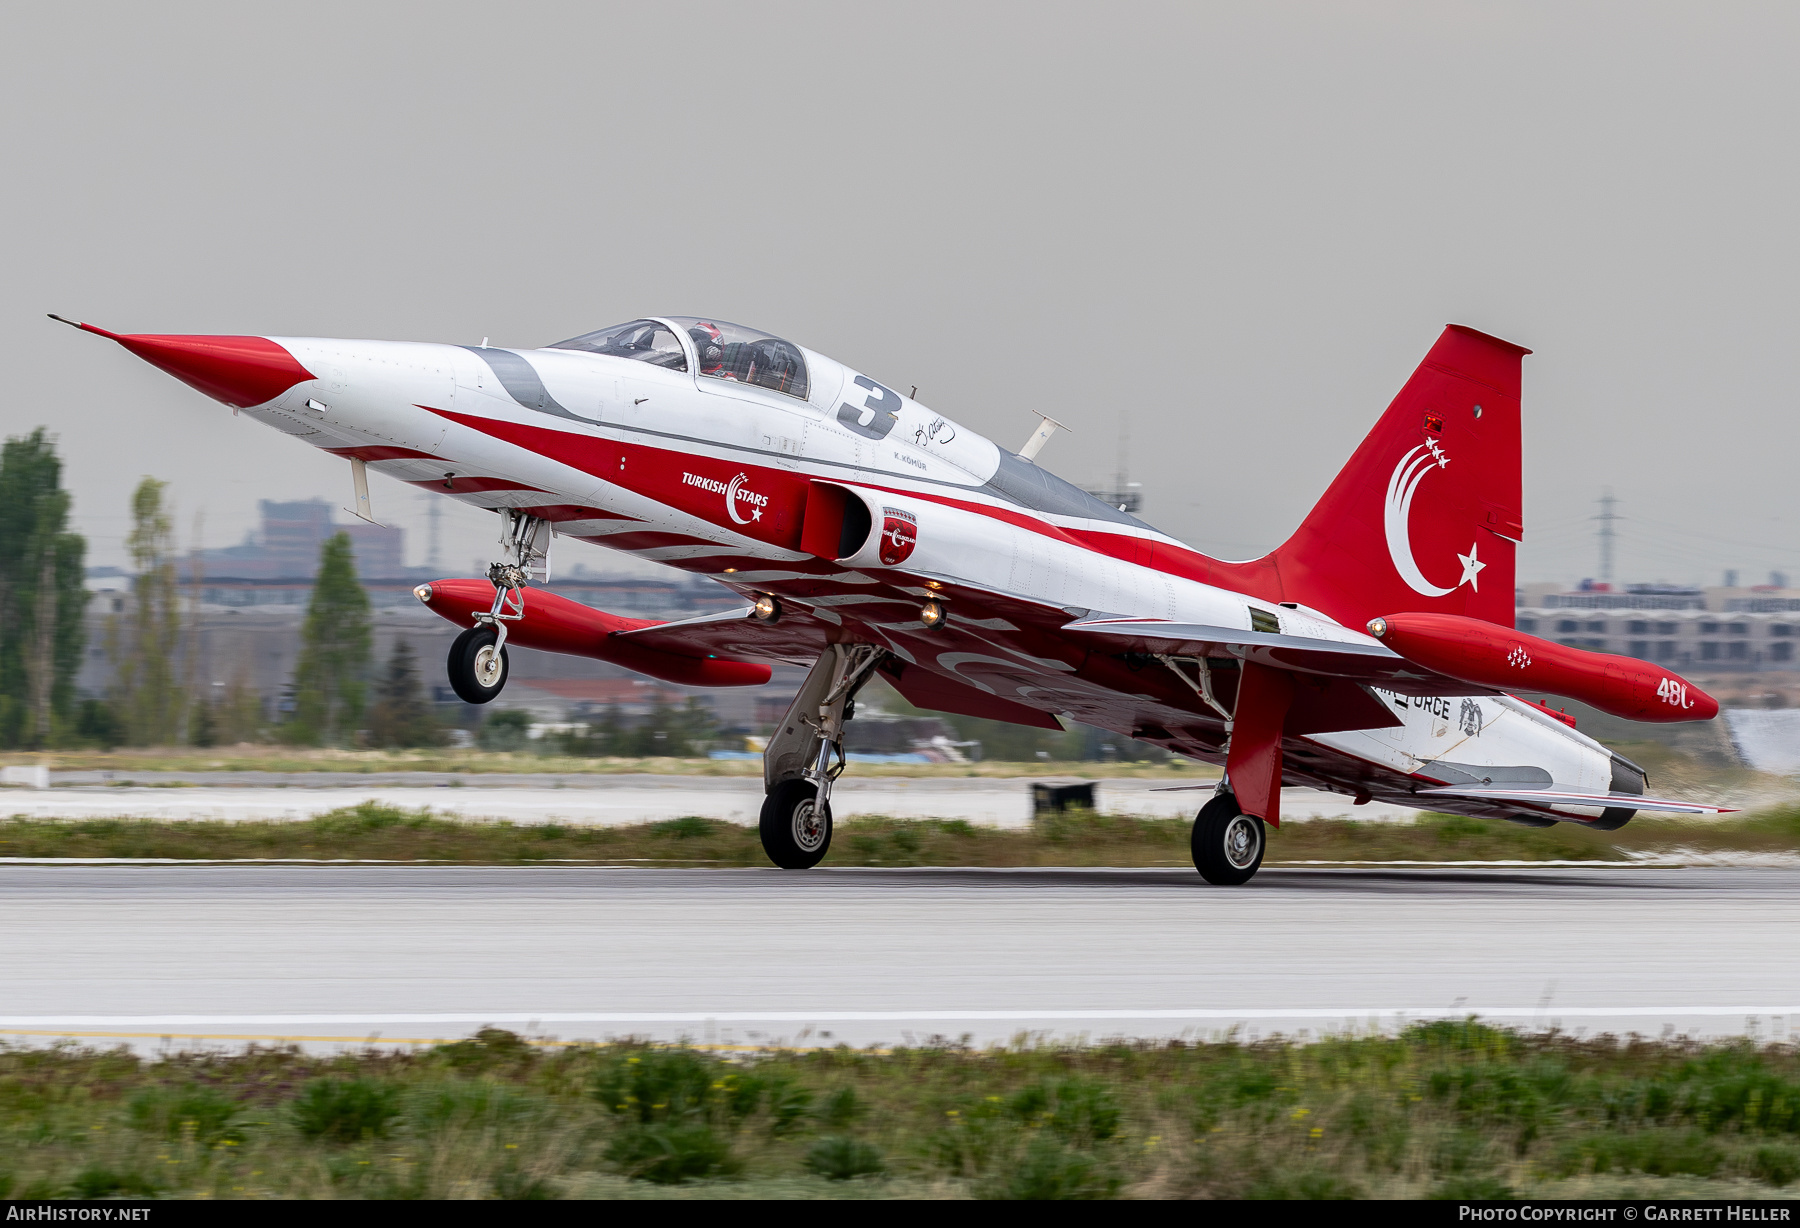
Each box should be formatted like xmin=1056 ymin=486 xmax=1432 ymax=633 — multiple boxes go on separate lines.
xmin=1384 ymin=444 xmax=1454 ymax=597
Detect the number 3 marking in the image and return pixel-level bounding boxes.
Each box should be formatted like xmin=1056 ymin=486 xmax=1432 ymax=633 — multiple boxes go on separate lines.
xmin=837 ymin=376 xmax=901 ymax=440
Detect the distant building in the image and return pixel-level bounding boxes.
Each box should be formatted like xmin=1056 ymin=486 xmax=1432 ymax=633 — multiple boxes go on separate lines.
xmin=196 ymin=499 xmax=409 ymax=579
xmin=1515 ymin=580 xmax=1707 ymax=611
xmin=1514 ymin=600 xmax=1797 ymax=671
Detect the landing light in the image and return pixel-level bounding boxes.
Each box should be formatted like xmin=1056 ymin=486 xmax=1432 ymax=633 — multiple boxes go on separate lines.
xmin=1366 ymin=617 xmax=1388 ymax=638
xmin=413 ymin=584 xmax=433 ymax=604
xmin=751 ymin=593 xmax=781 ymax=623
xmin=919 ymin=599 xmax=948 ymax=630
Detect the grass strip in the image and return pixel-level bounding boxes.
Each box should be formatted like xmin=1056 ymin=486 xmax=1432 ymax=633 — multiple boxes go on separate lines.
xmin=3 ymin=1023 xmax=1799 ymax=1199
xmin=0 ymin=803 xmax=1796 ymax=865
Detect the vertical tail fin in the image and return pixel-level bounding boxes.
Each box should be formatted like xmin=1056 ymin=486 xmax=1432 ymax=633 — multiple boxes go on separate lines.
xmin=1273 ymin=325 xmax=1527 ymax=629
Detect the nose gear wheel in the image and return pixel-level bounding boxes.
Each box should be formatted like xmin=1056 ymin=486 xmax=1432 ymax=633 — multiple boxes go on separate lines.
xmin=447 ymin=626 xmax=510 ymax=704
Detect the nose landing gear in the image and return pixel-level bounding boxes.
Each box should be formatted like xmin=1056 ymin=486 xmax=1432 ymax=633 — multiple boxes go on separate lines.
xmin=447 ymin=626 xmax=510 ymax=704
xmin=445 ymin=510 xmax=551 ymax=705
xmin=758 ymin=644 xmax=885 ymax=868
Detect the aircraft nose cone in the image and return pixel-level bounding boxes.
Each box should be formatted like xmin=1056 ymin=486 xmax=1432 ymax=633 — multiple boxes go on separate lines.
xmin=67 ymin=321 xmax=316 ymax=409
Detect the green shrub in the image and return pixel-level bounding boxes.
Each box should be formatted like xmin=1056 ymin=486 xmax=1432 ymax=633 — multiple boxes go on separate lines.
xmin=434 ymin=1027 xmax=534 ymax=1071
xmin=1672 ymin=1050 xmax=1800 ymax=1133
xmin=292 ymin=1078 xmax=401 ymax=1142
xmin=126 ymin=1084 xmax=241 ymax=1143
xmin=1405 ymin=1018 xmax=1518 ymax=1056
xmin=591 ymin=1049 xmax=717 ymax=1124
xmin=1750 ymin=1144 xmax=1800 ymax=1187
xmin=821 ymin=1086 xmax=863 ymax=1128
xmin=741 ymin=1072 xmax=812 ymax=1135
xmin=68 ymin=1167 xmax=158 ymax=1198
xmin=605 ymin=1122 xmax=736 ymax=1184
xmin=980 ymin=1137 xmax=1118 ymax=1199
xmin=1555 ymin=1128 xmax=1724 ymax=1178
xmin=406 ymin=1079 xmax=546 ymax=1134
xmin=804 ymin=1135 xmax=886 ymax=1180
xmin=310 ymin=801 xmax=414 ymax=836
xmin=1007 ymin=1077 xmax=1121 ymax=1143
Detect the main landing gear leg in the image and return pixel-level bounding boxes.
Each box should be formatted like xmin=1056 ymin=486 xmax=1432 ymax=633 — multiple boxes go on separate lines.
xmin=1159 ymin=654 xmax=1288 ymax=886
xmin=445 ymin=510 xmax=551 ymax=705
xmin=759 ymin=644 xmax=885 ymax=869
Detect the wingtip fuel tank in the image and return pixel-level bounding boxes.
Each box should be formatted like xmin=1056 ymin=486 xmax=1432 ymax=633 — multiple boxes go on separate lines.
xmin=1367 ymin=611 xmax=1719 ymax=723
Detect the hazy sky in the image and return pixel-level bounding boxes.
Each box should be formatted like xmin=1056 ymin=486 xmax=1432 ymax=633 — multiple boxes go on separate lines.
xmin=4 ymin=2 xmax=1797 ymax=588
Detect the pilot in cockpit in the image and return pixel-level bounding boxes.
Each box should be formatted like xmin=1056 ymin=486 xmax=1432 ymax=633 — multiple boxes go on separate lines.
xmin=688 ymin=321 xmax=735 ymax=380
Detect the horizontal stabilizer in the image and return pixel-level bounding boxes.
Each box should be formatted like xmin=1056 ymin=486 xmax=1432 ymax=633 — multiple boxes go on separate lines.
xmin=1415 ymin=786 xmax=1733 ymax=815
xmin=1062 ymin=615 xmax=1490 ymax=697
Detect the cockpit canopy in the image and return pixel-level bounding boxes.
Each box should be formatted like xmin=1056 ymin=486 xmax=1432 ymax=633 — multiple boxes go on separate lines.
xmin=550 ymin=317 xmax=809 ymax=401
xmin=549 ymin=319 xmax=687 ymax=370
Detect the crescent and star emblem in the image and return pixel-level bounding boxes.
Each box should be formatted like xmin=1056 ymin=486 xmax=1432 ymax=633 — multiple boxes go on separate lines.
xmin=725 ymin=473 xmax=761 ymax=525
xmin=1383 ymin=442 xmax=1486 ymax=597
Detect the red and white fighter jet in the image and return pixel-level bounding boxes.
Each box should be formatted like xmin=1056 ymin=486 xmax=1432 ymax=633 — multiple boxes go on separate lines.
xmin=59 ymin=312 xmax=1728 ymax=883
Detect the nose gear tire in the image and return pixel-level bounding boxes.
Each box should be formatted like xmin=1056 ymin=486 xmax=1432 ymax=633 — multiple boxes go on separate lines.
xmin=759 ymin=779 xmax=833 ymax=869
xmin=1192 ymin=794 xmax=1265 ymax=886
xmin=447 ymin=627 xmax=510 ymax=705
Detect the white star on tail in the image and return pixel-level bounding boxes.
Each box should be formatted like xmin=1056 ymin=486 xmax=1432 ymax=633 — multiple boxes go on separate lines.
xmin=1456 ymin=541 xmax=1486 ymax=591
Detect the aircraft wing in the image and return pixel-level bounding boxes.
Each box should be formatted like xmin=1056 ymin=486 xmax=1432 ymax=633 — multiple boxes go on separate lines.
xmin=1414 ymin=786 xmax=1735 ymax=814
xmin=611 ymin=605 xmax=832 ymax=667
xmin=1059 ymin=615 xmax=1496 ymax=698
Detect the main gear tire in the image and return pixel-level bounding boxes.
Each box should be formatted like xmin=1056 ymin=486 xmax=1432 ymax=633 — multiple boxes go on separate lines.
xmin=1192 ymin=793 xmax=1266 ymax=886
xmin=448 ymin=626 xmax=510 ymax=705
xmin=759 ymin=779 xmax=832 ymax=869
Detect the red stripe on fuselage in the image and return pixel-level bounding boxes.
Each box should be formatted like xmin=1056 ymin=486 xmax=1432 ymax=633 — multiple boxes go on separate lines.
xmin=421 ymin=404 xmax=1275 ymax=599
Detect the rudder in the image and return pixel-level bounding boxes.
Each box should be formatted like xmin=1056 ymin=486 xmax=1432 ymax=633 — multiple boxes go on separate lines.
xmin=1272 ymin=325 xmax=1527 ymax=630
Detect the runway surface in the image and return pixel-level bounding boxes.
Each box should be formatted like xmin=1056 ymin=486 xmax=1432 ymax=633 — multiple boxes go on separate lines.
xmin=3 ymin=865 xmax=1796 ymax=1050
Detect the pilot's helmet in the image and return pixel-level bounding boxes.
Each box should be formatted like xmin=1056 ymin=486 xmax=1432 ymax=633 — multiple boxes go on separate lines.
xmin=688 ymin=321 xmax=726 ymax=373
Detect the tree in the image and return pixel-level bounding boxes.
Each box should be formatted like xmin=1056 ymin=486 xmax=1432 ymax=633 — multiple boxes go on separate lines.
xmin=110 ymin=478 xmax=185 ymax=746
xmin=0 ymin=431 xmax=87 ymax=748
xmin=286 ymin=533 xmax=372 ymax=745
xmin=367 ymin=639 xmax=442 ymax=748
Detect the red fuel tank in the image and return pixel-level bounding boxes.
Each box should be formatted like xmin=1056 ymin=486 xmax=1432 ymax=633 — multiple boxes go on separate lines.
xmin=417 ymin=579 xmax=771 ymax=688
xmin=1367 ymin=612 xmax=1718 ymax=723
